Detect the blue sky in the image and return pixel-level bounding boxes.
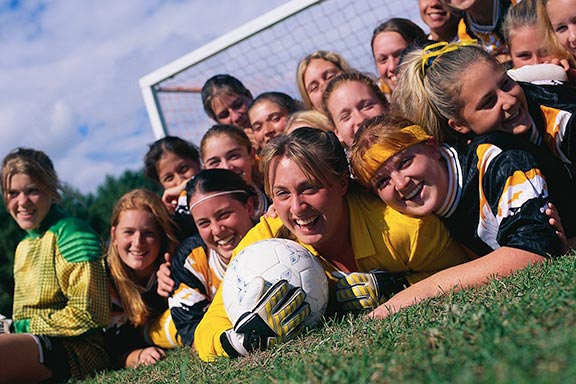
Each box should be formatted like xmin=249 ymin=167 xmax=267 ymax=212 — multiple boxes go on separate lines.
xmin=0 ymin=0 xmax=287 ymax=193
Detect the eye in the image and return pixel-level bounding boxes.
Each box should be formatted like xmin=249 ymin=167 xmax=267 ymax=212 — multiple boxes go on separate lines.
xmin=162 ymin=174 xmax=174 ymax=183
xmin=231 ymin=100 xmax=245 ymax=110
xmin=7 ymin=190 xmax=18 ymax=199
xmin=123 ymin=229 xmax=135 ymax=236
xmin=302 ymin=185 xmax=319 ymax=194
xmin=307 ymin=83 xmax=319 ymax=93
xmin=273 ymin=189 xmax=290 ymax=200
xmin=177 ymin=165 xmax=190 ymax=175
xmin=252 ymin=123 xmax=262 ymax=132
xmin=361 ymin=100 xmax=376 ymax=110
xmin=373 ymin=176 xmax=390 ymax=190
xmin=377 ymin=56 xmax=388 ymax=65
xmin=399 ymin=156 xmax=413 ymax=169
xmin=555 ymin=24 xmax=567 ymax=33
xmin=205 ymin=159 xmax=219 ymax=168
xmin=480 ymin=95 xmax=497 ymax=110
xmin=217 ymin=210 xmax=232 ymax=221
xmin=217 ymin=111 xmax=230 ymax=120
xmin=195 ymin=219 xmax=210 ymax=228
xmin=339 ymin=112 xmax=351 ymax=122
xmin=501 ymin=76 xmax=515 ymax=92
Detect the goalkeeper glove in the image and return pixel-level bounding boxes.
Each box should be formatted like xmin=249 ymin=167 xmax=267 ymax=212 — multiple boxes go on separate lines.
xmin=335 ymin=270 xmax=408 ymax=311
xmin=220 ymin=277 xmax=310 ymax=358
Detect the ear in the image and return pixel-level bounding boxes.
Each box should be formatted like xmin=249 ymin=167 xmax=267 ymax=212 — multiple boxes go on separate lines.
xmin=246 ymin=196 xmax=255 ymax=218
xmin=338 ymin=174 xmax=349 ymax=196
xmin=448 ymin=118 xmax=471 ymax=134
xmin=110 ymin=226 xmax=116 ymax=245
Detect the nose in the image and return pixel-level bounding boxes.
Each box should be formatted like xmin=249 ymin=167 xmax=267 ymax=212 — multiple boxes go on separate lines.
xmin=391 ymin=171 xmax=409 ymax=192
xmin=569 ymin=25 xmax=576 ymax=45
xmin=17 ymin=192 xmax=30 ymax=206
xmin=210 ymin=221 xmax=225 ymax=237
xmin=387 ymin=57 xmax=400 ymax=75
xmin=352 ymin=110 xmax=370 ymax=132
xmin=133 ymin=231 xmax=145 ymax=246
xmin=290 ymin=194 xmax=306 ymax=215
xmin=499 ymin=88 xmax=516 ymax=112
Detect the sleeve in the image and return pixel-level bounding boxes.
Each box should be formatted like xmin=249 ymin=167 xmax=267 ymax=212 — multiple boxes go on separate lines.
xmin=28 ymin=218 xmax=109 ymax=336
xmin=193 ymin=216 xmax=279 ymax=361
xmin=483 ymin=148 xmax=562 ymax=258
xmin=169 ymin=236 xmax=212 ymax=346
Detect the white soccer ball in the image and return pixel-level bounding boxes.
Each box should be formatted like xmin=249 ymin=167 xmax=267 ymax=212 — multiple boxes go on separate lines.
xmin=222 ymin=238 xmax=328 ymax=328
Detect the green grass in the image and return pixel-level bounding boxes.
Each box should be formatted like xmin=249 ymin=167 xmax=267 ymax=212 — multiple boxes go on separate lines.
xmin=79 ymin=253 xmax=576 ymax=384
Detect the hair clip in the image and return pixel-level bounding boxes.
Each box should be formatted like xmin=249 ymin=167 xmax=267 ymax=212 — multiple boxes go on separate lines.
xmin=421 ymin=40 xmax=478 ymax=76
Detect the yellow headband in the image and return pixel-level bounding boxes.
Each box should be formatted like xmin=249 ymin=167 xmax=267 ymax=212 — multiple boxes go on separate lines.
xmin=355 ymin=125 xmax=432 ymax=187
xmin=421 ymin=39 xmax=478 ymax=76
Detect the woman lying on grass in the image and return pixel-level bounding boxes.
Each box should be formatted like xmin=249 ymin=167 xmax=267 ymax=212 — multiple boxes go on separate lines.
xmin=350 ymin=113 xmax=569 ymax=319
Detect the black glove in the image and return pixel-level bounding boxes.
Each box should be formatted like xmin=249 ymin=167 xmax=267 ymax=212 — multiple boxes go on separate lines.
xmin=335 ymin=270 xmax=408 ymax=311
xmin=220 ymin=277 xmax=310 ymax=357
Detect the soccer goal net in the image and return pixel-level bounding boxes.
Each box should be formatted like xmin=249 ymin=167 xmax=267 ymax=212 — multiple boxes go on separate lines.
xmin=139 ymin=0 xmax=422 ymax=145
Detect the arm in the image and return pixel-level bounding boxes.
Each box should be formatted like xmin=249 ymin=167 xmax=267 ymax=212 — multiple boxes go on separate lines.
xmin=368 ymin=246 xmax=545 ymax=319
xmin=169 ymin=238 xmax=214 ymax=346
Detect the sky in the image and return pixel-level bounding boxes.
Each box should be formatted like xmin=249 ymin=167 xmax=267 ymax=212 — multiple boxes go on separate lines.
xmin=0 ymin=0 xmax=288 ymax=194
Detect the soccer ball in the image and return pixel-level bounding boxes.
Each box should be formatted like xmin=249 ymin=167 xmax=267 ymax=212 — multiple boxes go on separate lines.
xmin=222 ymin=238 xmax=328 ymax=328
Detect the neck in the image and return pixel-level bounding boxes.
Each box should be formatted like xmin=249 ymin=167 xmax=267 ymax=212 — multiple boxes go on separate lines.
xmin=314 ymin=201 xmax=356 ymax=272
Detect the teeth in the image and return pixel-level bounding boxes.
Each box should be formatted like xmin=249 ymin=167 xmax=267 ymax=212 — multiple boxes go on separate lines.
xmin=403 ymin=183 xmax=423 ymax=200
xmin=295 ymin=216 xmax=317 ymax=226
xmin=217 ymin=235 xmax=235 ymax=246
xmin=130 ymin=251 xmax=146 ymax=257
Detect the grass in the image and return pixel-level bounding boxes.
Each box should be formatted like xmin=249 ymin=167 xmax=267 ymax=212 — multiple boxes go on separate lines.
xmin=79 ymin=253 xmax=576 ymax=384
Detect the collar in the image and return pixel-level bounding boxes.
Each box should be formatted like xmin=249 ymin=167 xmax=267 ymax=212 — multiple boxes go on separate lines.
xmin=436 ymin=144 xmax=463 ymax=218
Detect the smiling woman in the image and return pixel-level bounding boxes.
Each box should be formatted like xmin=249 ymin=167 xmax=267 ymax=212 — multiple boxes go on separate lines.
xmin=104 ymin=189 xmax=181 ymax=369
xmin=0 ymin=147 xmax=110 ymax=382
xmin=193 ymin=127 xmax=468 ymax=361
xmin=167 ymin=169 xmax=257 ymax=347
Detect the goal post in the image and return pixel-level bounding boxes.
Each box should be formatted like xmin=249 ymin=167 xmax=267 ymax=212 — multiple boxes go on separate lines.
xmin=139 ymin=0 xmax=421 ymax=144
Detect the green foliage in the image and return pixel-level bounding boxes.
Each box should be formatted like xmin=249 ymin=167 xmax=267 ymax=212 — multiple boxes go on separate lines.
xmin=79 ymin=254 xmax=576 ymax=384
xmin=0 ymin=169 xmax=161 ymax=316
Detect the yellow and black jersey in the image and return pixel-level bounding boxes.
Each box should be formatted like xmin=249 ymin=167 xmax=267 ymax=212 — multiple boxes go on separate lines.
xmin=457 ymin=0 xmax=515 ymax=59
xmin=520 ymin=82 xmax=576 ymax=167
xmin=169 ymin=235 xmax=226 ymax=346
xmin=439 ymin=132 xmax=565 ymax=257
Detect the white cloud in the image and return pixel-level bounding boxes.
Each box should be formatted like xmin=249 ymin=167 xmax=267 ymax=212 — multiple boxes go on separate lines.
xmin=0 ymin=0 xmax=287 ymax=193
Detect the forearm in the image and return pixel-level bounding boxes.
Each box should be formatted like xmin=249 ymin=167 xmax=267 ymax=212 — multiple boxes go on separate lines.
xmin=369 ymin=247 xmax=545 ymax=319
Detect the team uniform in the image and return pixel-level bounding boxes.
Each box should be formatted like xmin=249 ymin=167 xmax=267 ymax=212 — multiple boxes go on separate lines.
xmin=11 ymin=205 xmax=110 ymax=381
xmin=457 ymin=0 xmax=515 ymax=61
xmin=169 ymin=235 xmax=227 ymax=346
xmin=520 ymin=81 xmax=576 ymax=166
xmin=193 ymin=182 xmax=468 ymax=361
xmin=437 ymin=132 xmax=564 ymax=257
xmin=104 ymin=268 xmax=179 ymax=369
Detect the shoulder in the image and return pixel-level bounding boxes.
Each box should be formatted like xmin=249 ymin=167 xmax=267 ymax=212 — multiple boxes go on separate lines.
xmin=51 ymin=214 xmax=103 ymax=263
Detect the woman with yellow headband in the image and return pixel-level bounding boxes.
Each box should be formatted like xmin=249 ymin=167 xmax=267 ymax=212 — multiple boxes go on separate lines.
xmin=167 ymin=169 xmax=257 ymax=347
xmin=350 ymin=114 xmax=569 ymax=319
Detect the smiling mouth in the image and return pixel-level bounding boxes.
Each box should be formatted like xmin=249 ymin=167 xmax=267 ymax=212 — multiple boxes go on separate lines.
xmin=216 ymin=234 xmax=235 ymax=246
xmin=295 ymin=216 xmax=320 ymax=228
xmin=402 ymin=183 xmax=423 ymax=201
xmin=129 ymin=250 xmax=147 ymax=258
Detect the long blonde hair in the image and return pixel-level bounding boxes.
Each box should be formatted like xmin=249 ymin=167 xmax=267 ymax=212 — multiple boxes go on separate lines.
xmin=107 ymin=189 xmax=178 ymax=326
xmin=392 ymin=44 xmax=493 ymax=144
